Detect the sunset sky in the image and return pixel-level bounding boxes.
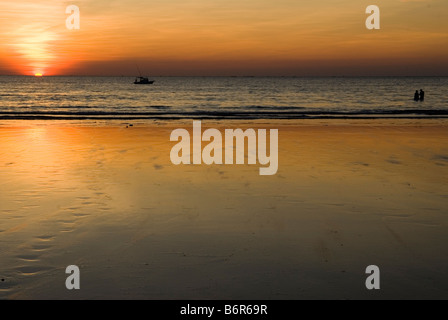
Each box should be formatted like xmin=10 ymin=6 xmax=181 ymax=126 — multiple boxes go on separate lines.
xmin=0 ymin=0 xmax=447 ymax=76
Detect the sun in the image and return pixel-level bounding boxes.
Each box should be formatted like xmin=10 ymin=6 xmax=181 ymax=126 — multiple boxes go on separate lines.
xmin=34 ymin=73 xmax=43 ymax=77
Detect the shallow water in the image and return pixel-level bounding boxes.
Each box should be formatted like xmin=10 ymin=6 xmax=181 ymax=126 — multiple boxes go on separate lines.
xmin=0 ymin=76 xmax=447 ymax=120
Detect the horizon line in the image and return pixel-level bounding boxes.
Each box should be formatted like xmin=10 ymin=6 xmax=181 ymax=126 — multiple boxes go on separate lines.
xmin=1 ymin=75 xmax=448 ymax=78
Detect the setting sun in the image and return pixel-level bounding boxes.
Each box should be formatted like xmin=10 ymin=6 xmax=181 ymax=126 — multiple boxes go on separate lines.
xmin=1 ymin=0 xmax=447 ymax=76
xmin=34 ymin=73 xmax=43 ymax=77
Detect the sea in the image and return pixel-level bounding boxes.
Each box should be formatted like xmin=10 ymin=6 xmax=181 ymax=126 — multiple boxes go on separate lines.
xmin=0 ymin=76 xmax=447 ymax=122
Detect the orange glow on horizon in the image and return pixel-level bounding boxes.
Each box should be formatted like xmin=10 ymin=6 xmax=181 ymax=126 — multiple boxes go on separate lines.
xmin=0 ymin=0 xmax=447 ymax=76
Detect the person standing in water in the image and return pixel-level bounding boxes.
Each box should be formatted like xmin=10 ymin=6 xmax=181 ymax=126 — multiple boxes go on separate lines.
xmin=414 ymin=90 xmax=420 ymax=101
xmin=419 ymin=89 xmax=425 ymax=101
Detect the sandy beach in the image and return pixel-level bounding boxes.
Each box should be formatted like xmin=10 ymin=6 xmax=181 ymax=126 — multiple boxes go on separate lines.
xmin=0 ymin=120 xmax=447 ymax=299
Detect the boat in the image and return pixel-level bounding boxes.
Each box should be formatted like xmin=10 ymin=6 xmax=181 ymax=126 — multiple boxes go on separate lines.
xmin=134 ymin=76 xmax=154 ymax=85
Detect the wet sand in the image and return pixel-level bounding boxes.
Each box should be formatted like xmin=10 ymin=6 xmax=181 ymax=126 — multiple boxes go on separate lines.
xmin=0 ymin=121 xmax=447 ymax=299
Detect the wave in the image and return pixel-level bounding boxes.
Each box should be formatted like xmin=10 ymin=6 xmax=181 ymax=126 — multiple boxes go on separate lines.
xmin=0 ymin=109 xmax=447 ymax=120
xmin=243 ymin=105 xmax=305 ymax=110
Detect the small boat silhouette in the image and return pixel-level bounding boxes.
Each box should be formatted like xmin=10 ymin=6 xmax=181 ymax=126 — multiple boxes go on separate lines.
xmin=134 ymin=77 xmax=154 ymax=85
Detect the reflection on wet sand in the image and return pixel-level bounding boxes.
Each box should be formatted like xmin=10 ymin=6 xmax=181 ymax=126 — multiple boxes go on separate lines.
xmin=0 ymin=121 xmax=447 ymax=299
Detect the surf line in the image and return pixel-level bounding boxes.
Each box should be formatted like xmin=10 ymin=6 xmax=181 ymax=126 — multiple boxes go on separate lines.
xmin=170 ymin=121 xmax=278 ymax=176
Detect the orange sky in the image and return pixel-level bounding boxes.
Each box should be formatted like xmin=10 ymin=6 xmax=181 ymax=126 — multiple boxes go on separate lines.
xmin=0 ymin=0 xmax=447 ymax=76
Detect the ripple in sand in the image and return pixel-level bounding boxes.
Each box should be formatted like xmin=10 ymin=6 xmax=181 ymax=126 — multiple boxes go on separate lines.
xmin=20 ymin=205 xmax=40 ymax=210
xmin=0 ymin=288 xmax=12 ymax=294
xmin=35 ymin=235 xmax=55 ymax=241
xmin=352 ymin=161 xmax=370 ymax=167
xmin=16 ymin=266 xmax=52 ymax=276
xmin=65 ymin=207 xmax=81 ymax=211
xmin=31 ymin=244 xmax=53 ymax=252
xmin=387 ymin=159 xmax=402 ymax=165
xmin=16 ymin=254 xmax=40 ymax=262
xmin=73 ymin=213 xmax=89 ymax=217
xmin=432 ymin=154 xmax=448 ymax=162
xmin=0 ymin=278 xmax=19 ymax=291
xmin=57 ymin=219 xmax=76 ymax=225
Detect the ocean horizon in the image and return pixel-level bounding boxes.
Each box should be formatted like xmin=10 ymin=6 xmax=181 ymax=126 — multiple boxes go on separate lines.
xmin=1 ymin=76 xmax=447 ymax=121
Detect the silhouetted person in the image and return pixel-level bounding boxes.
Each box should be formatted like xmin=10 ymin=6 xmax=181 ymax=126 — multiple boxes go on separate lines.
xmin=419 ymin=89 xmax=425 ymax=101
xmin=414 ymin=90 xmax=419 ymax=101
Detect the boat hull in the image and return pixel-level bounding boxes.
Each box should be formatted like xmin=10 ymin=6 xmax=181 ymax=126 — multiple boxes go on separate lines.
xmin=134 ymin=81 xmax=154 ymax=85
